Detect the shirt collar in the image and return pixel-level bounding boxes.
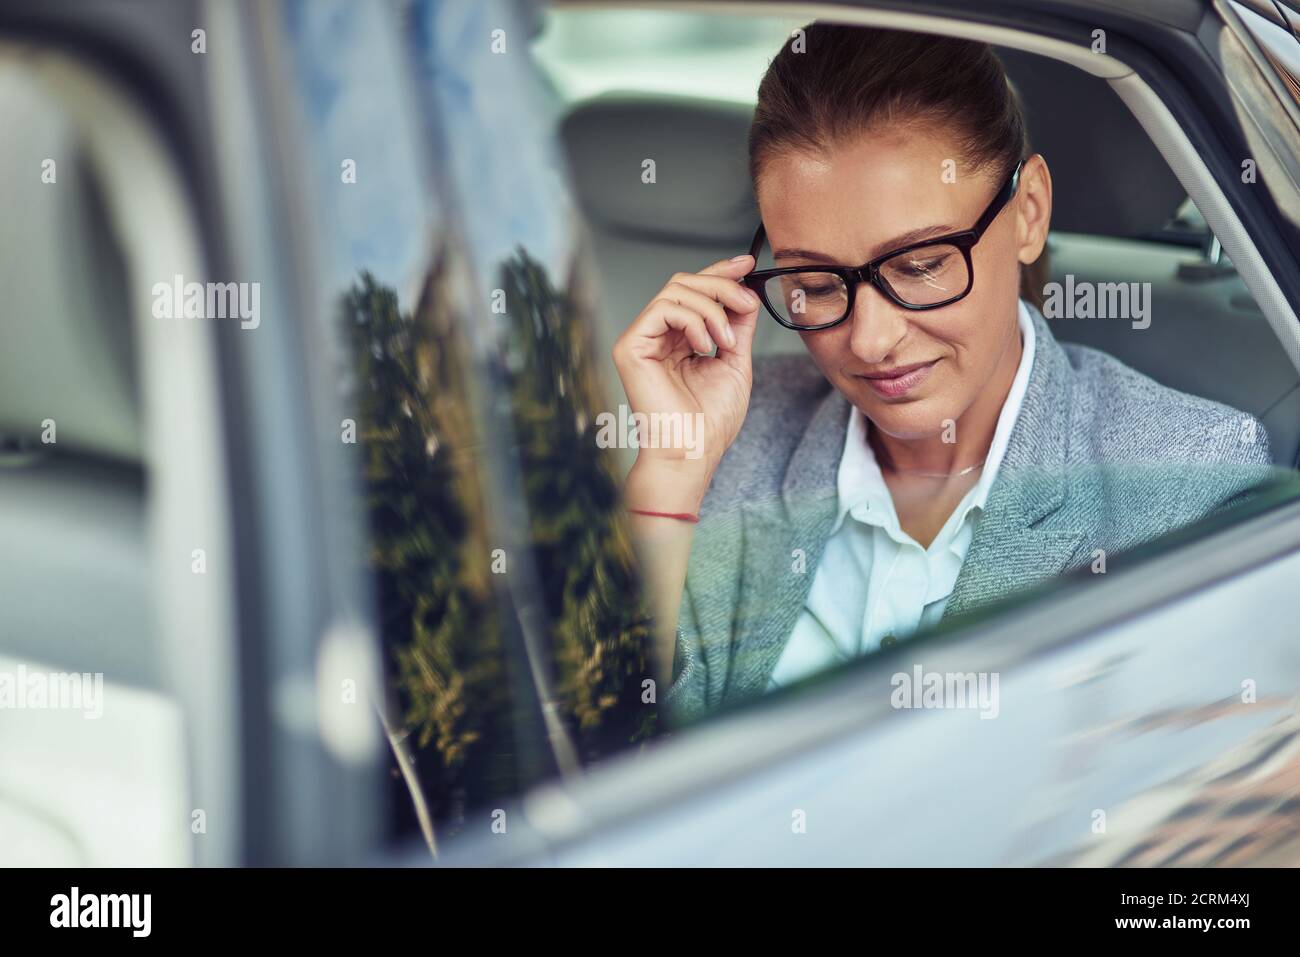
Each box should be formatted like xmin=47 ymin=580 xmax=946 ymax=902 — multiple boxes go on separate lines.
xmin=833 ymin=299 xmax=1037 ymax=537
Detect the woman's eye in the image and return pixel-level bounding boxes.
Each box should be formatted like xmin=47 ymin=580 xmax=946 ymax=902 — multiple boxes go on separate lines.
xmin=898 ymin=256 xmax=949 ymax=277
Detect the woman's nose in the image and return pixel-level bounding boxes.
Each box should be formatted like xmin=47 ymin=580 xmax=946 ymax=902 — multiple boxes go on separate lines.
xmin=847 ymin=283 xmax=909 ymax=365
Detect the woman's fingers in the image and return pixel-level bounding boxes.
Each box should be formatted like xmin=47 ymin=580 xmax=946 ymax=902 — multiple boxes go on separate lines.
xmin=624 ymin=281 xmax=743 ymax=353
xmin=698 ymin=253 xmax=755 ymax=279
xmin=669 ymin=265 xmax=760 ymax=318
xmin=661 ymin=282 xmax=738 ymax=351
xmin=659 ymin=302 xmax=718 ymax=355
xmin=722 ymin=301 xmax=759 ymax=362
xmin=645 ymin=300 xmax=717 ymax=356
xmin=692 ymin=257 xmax=762 ymax=365
xmin=615 ymin=255 xmax=762 ymax=367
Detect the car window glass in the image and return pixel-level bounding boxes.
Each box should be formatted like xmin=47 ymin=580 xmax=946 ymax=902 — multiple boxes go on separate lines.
xmin=1232 ymin=0 xmax=1300 ymax=107
xmin=530 ymin=7 xmax=1300 ymax=722
xmin=285 ymin=0 xmax=664 ymax=854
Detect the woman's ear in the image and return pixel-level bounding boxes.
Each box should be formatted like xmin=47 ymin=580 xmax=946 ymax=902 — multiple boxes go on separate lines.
xmin=1015 ymin=153 xmax=1052 ymax=266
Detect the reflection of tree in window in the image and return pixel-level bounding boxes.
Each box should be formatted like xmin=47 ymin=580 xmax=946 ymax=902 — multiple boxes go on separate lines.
xmin=497 ymin=249 xmax=656 ymax=759
xmin=341 ymin=248 xmax=657 ymax=839
xmin=341 ymin=258 xmax=515 ymax=835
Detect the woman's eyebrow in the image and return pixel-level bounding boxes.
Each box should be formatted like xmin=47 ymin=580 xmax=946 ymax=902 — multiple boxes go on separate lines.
xmin=774 ymin=224 xmax=957 ymax=264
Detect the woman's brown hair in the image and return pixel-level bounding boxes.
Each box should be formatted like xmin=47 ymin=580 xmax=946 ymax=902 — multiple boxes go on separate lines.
xmin=748 ymin=23 xmax=1048 ymax=309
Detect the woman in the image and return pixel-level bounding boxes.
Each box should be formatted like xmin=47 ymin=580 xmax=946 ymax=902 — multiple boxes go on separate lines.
xmin=612 ymin=24 xmax=1273 ymax=721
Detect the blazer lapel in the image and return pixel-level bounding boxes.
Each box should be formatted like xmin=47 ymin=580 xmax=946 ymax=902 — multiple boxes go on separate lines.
xmin=945 ymin=306 xmax=1085 ymax=617
xmin=724 ymin=390 xmax=849 ymax=703
xmin=682 ymin=500 xmax=745 ymax=709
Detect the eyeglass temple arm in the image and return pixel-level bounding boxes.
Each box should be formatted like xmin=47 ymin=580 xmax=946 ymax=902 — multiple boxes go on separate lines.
xmin=747 ymin=224 xmax=766 ymax=261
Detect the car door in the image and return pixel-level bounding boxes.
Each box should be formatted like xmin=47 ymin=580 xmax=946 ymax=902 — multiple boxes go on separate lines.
xmin=419 ymin=0 xmax=1300 ymax=867
xmin=0 ymin=0 xmax=402 ymax=867
xmin=9 ymin=0 xmax=1298 ymax=869
xmin=0 ymin=0 xmax=244 ymax=866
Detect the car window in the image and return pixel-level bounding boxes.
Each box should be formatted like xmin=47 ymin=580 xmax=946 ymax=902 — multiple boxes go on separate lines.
xmin=1231 ymin=0 xmax=1300 ymax=107
xmin=528 ymin=7 xmax=1300 ymax=722
xmin=283 ymin=0 xmax=664 ymax=855
xmin=291 ymin=1 xmax=1300 ymax=857
xmin=278 ymin=0 xmax=470 ymax=851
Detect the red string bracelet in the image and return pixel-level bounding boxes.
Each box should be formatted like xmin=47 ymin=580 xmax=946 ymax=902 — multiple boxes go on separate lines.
xmin=628 ymin=508 xmax=700 ymax=524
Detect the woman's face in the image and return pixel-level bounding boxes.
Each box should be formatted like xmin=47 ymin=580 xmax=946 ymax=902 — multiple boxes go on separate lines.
xmin=755 ymin=126 xmax=1050 ymax=441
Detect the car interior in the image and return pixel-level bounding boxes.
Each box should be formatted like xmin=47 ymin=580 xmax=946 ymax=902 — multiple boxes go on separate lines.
xmin=0 ymin=50 xmax=192 ymax=866
xmin=544 ymin=20 xmax=1300 ymax=470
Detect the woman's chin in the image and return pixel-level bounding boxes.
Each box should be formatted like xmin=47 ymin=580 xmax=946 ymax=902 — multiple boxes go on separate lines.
xmin=857 ymin=395 xmax=958 ymax=441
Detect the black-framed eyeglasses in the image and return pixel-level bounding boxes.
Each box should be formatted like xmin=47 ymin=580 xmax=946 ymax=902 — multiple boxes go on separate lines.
xmin=743 ymin=158 xmax=1025 ymax=330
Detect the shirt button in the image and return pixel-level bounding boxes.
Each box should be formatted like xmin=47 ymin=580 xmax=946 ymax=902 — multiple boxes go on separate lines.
xmin=880 ymin=634 xmax=898 ymax=648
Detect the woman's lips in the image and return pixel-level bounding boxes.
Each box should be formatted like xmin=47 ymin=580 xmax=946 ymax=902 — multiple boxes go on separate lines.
xmin=858 ymin=359 xmax=939 ymax=399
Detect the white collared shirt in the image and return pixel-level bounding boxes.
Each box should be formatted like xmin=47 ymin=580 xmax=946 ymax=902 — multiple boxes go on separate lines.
xmin=767 ymin=300 xmax=1037 ymax=690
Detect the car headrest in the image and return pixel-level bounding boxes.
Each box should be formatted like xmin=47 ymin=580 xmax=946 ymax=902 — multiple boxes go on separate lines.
xmin=561 ymin=49 xmax=1189 ymax=246
xmin=561 ymin=93 xmax=758 ymax=244
xmin=0 ymin=61 xmax=139 ymax=462
xmin=997 ymin=48 xmax=1186 ymax=238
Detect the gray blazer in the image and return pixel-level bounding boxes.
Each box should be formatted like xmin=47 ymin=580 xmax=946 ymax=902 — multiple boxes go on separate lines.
xmin=664 ymin=303 xmax=1275 ymax=721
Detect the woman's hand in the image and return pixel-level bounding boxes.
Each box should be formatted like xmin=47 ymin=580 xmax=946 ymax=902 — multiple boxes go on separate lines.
xmin=612 ymin=255 xmax=761 ymax=512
